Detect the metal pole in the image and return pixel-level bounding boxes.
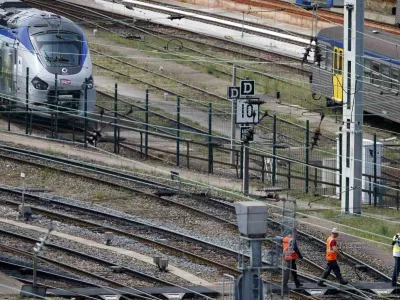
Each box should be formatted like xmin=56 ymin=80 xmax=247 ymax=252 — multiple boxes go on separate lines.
xmin=84 ymin=78 xmax=88 ymax=147
xmin=243 ymin=141 xmax=249 ymax=195
xmin=272 ymin=114 xmax=277 ymax=186
xmin=176 ymin=96 xmax=180 ymax=166
xmin=21 ymin=174 xmax=25 ymax=207
xmin=145 ymin=89 xmax=149 ymax=158
xmin=305 ymin=120 xmax=310 ymax=193
xmin=240 ymin=144 xmax=243 ymax=179
xmin=54 ymin=73 xmax=58 ymax=139
xmin=373 ymin=134 xmax=377 ymax=206
xmin=32 ymin=255 xmax=38 ymax=287
xmin=208 ymin=103 xmax=213 ymax=173
xmin=339 ymin=133 xmax=343 ymax=200
xmin=230 ymin=65 xmax=237 ymax=165
xmin=114 ymin=84 xmax=118 ymax=154
xmin=242 ymin=12 xmax=244 ymax=38
xmin=25 ymin=68 xmax=29 ymax=135
xmin=7 ymin=98 xmax=10 ymax=132
xmin=397 ymin=182 xmax=399 ymax=211
xmin=342 ymin=0 xmax=364 ymax=214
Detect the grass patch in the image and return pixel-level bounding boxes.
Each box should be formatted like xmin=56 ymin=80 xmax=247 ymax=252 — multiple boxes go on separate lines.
xmin=207 ymin=64 xmax=216 ymax=75
xmin=93 ymin=190 xmax=106 ymax=200
xmin=43 ymin=148 xmax=63 ymax=156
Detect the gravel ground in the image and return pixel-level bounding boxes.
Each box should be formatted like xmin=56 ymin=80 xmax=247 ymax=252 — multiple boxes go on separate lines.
xmin=0 ymin=208 xmax=222 ymax=284
xmin=0 ymin=144 xmax=393 ymax=288
xmin=1 ymin=232 xmax=192 ymax=287
xmin=0 ymin=249 xmax=108 ymax=289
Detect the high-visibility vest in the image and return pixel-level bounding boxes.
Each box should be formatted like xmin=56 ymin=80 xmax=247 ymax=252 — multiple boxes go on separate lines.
xmin=326 ymin=236 xmax=337 ymax=261
xmin=283 ymin=236 xmax=299 ymax=261
xmin=393 ymin=234 xmax=400 ymax=256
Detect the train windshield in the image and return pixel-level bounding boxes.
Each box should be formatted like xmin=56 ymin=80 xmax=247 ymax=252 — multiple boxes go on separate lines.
xmin=32 ymin=32 xmax=83 ymax=67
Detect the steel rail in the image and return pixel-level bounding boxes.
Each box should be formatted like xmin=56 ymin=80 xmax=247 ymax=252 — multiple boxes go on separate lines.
xmin=0 ymin=245 xmax=161 ymax=300
xmin=91 ymin=49 xmax=226 ymax=101
xmin=27 ymin=0 xmax=310 ymax=77
xmin=0 ymin=145 xmax=175 ymax=190
xmin=2 ymin=195 xmax=241 ymax=275
xmin=140 ymin=26 xmax=311 ymax=76
xmin=0 ymin=145 xmax=324 ymax=294
xmin=0 ymin=257 xmax=97 ymax=287
xmin=0 ymin=146 xmax=235 ymax=226
xmin=0 ymin=145 xmax=384 ymax=284
xmin=0 ymin=229 xmax=177 ymax=286
xmin=114 ymin=1 xmax=309 ymax=47
xmin=201 ymin=197 xmax=393 ymax=283
xmin=133 ymin=0 xmax=311 ymax=40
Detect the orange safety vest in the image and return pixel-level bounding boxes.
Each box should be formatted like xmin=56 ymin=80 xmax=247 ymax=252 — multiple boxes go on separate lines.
xmin=326 ymin=236 xmax=337 ymax=261
xmin=282 ymin=236 xmax=299 ymax=261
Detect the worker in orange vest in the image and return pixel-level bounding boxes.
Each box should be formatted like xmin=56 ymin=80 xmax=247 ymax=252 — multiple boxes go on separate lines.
xmin=317 ymin=228 xmax=348 ymax=287
xmin=282 ymin=230 xmax=303 ymax=289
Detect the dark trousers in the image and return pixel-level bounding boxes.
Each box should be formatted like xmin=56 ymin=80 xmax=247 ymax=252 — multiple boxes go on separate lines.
xmin=283 ymin=259 xmax=301 ymax=287
xmin=392 ymin=256 xmax=400 ymax=286
xmin=318 ymin=260 xmax=344 ymax=283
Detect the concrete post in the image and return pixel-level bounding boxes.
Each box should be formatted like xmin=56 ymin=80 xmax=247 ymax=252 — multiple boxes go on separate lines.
xmin=341 ymin=0 xmax=364 ymax=214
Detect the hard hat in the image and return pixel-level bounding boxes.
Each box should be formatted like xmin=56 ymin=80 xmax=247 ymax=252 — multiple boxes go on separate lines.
xmin=332 ymin=228 xmax=339 ymax=233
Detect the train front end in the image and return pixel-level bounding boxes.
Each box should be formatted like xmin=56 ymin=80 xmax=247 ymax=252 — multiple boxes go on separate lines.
xmin=14 ymin=11 xmax=96 ymax=118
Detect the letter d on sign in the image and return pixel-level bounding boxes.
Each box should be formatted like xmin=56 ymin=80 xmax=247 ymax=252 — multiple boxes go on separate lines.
xmin=240 ymin=80 xmax=255 ymax=96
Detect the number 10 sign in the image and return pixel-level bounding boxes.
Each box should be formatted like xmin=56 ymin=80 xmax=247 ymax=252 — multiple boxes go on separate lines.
xmin=236 ymin=99 xmax=259 ymax=124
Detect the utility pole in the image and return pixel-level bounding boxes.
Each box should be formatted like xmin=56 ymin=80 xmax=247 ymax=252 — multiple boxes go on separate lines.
xmin=341 ymin=0 xmax=364 ymax=214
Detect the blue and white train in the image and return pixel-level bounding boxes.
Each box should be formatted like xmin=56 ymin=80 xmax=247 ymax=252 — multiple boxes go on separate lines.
xmin=0 ymin=1 xmax=95 ymax=117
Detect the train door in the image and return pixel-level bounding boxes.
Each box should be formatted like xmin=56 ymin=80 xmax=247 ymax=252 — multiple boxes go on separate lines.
xmin=332 ymin=46 xmax=344 ymax=103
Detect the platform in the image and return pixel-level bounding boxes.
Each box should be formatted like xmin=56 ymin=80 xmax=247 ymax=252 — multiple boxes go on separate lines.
xmin=0 ymin=271 xmax=23 ymax=295
xmin=265 ymin=282 xmax=400 ymax=296
xmin=47 ymin=285 xmax=219 ymax=299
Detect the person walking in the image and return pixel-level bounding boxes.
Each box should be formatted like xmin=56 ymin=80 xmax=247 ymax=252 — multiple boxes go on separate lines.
xmin=392 ymin=232 xmax=400 ymax=286
xmin=282 ymin=230 xmax=303 ymax=289
xmin=317 ymin=228 xmax=348 ymax=287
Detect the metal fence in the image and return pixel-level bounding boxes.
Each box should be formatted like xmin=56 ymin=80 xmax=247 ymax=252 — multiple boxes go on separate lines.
xmin=0 ymin=77 xmax=399 ymax=209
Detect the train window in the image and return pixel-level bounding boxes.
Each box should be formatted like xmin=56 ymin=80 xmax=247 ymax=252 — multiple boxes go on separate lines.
xmin=326 ymin=49 xmax=332 ymax=70
xmin=381 ymin=65 xmax=390 ymax=88
xmin=364 ymin=58 xmax=371 ymax=83
xmin=333 ymin=48 xmax=338 ymax=72
xmin=391 ymin=68 xmax=399 ymax=90
xmin=338 ymin=49 xmax=343 ymax=75
xmin=320 ymin=48 xmax=326 ymax=69
xmin=371 ymin=61 xmax=381 ymax=85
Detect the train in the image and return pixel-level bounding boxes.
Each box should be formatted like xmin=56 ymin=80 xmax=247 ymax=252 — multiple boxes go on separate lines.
xmin=311 ymin=25 xmax=400 ymax=123
xmin=297 ymin=0 xmax=400 ymax=28
xmin=0 ymin=0 xmax=95 ymax=117
xmin=294 ymin=0 xmax=344 ymax=9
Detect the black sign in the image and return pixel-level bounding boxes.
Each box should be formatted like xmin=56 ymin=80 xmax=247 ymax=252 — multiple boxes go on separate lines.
xmin=240 ymin=126 xmax=253 ymax=142
xmin=227 ymin=86 xmax=240 ymax=99
xmin=240 ymin=80 xmax=255 ymax=96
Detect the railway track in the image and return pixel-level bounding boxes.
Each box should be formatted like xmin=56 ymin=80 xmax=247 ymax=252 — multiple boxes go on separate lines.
xmin=0 ymin=145 xmax=392 ymax=287
xmin=0 ymin=229 xmax=184 ymax=288
xmin=114 ymin=0 xmax=309 ymax=47
xmin=26 ymin=0 xmax=310 ymax=78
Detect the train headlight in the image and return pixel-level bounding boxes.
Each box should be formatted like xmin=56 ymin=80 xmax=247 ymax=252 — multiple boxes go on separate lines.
xmin=82 ymin=76 xmax=94 ymax=89
xmin=31 ymin=77 xmax=48 ymax=90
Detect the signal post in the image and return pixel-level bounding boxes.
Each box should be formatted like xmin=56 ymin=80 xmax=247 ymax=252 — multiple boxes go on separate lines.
xmin=228 ymin=80 xmax=262 ymax=196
